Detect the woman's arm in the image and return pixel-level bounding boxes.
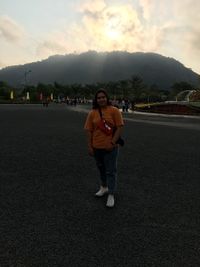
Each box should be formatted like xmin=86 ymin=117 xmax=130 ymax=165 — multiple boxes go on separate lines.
xmin=111 ymin=126 xmax=123 ymax=145
xmin=85 ymin=130 xmax=94 ymax=156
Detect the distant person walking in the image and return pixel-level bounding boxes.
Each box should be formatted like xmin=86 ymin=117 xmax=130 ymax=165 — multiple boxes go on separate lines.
xmin=122 ymin=99 xmax=126 ymax=112
xmin=84 ymin=89 xmax=124 ymax=208
xmin=43 ymin=97 xmax=49 ymax=107
xmin=125 ymin=99 xmax=129 ymax=112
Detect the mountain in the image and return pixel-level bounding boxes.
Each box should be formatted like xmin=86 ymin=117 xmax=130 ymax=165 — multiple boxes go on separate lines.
xmin=0 ymin=51 xmax=199 ymax=90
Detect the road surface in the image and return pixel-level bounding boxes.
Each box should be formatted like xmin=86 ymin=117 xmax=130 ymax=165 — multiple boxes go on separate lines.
xmin=0 ymin=104 xmax=200 ymax=267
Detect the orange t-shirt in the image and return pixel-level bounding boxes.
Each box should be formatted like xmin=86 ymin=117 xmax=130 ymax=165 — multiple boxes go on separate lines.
xmin=84 ymin=106 xmax=124 ymax=149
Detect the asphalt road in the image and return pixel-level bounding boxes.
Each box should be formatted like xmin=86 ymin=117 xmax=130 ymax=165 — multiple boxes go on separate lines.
xmin=0 ymin=104 xmax=200 ymax=267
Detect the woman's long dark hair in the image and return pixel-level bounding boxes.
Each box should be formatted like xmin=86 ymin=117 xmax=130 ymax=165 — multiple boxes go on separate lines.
xmin=92 ymin=89 xmax=112 ymax=109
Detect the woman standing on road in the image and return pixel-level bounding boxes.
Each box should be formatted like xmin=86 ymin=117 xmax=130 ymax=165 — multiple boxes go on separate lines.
xmin=84 ymin=89 xmax=124 ymax=208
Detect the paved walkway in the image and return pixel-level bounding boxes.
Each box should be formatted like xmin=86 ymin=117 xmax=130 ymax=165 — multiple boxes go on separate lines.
xmin=1 ymin=104 xmax=200 ymax=267
xmin=69 ymin=104 xmax=200 ymax=131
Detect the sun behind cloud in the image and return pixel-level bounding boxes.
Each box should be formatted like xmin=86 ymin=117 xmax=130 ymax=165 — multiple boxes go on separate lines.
xmin=2 ymin=0 xmax=199 ymax=73
xmin=104 ymin=14 xmax=122 ymax=40
xmin=102 ymin=5 xmax=142 ymax=44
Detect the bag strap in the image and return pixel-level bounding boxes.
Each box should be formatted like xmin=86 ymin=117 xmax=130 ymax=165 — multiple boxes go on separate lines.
xmin=98 ymin=106 xmax=115 ymax=123
xmin=98 ymin=107 xmax=103 ymax=118
xmin=98 ymin=106 xmax=115 ymax=133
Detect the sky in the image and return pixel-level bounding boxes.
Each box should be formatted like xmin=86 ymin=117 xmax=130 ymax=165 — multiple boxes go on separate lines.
xmin=0 ymin=0 xmax=200 ymax=74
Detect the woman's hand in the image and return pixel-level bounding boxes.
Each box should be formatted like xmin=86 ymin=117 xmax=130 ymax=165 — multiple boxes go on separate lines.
xmin=105 ymin=142 xmax=115 ymax=151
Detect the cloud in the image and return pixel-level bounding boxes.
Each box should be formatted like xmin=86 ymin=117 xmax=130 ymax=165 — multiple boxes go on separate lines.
xmin=160 ymin=1 xmax=200 ymax=72
xmin=34 ymin=0 xmax=169 ymax=64
xmin=0 ymin=16 xmax=25 ymax=42
xmin=35 ymin=2 xmax=138 ymax=57
xmin=76 ymin=1 xmax=168 ymax=52
xmin=137 ymin=0 xmax=200 ymax=72
xmin=34 ymin=0 xmax=176 ymax=60
xmin=173 ymin=0 xmax=200 ymax=25
xmin=2 ymin=0 xmax=198 ymax=73
xmin=0 ymin=60 xmax=6 ymax=69
xmin=139 ymin=0 xmax=153 ymax=21
xmin=78 ymin=0 xmax=106 ymax=13
xmin=172 ymin=1 xmax=200 ymax=51
xmin=36 ymin=37 xmax=68 ymax=58
xmin=139 ymin=0 xmax=173 ymax=23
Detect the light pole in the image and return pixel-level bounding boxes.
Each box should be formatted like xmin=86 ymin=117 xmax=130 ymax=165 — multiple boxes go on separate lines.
xmin=24 ymin=70 xmax=31 ymax=101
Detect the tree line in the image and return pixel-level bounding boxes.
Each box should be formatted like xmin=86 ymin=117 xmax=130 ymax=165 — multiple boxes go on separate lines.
xmin=0 ymin=75 xmax=199 ymax=103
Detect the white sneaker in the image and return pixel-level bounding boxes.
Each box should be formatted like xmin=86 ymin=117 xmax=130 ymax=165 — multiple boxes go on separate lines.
xmin=106 ymin=194 xmax=115 ymax=208
xmin=95 ymin=186 xmax=108 ymax=197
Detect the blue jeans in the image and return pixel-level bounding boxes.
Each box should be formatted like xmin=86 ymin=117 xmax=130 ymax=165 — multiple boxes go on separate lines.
xmin=94 ymin=147 xmax=119 ymax=195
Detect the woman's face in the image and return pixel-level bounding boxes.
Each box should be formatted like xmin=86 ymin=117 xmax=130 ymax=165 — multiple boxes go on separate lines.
xmin=97 ymin=92 xmax=107 ymax=107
